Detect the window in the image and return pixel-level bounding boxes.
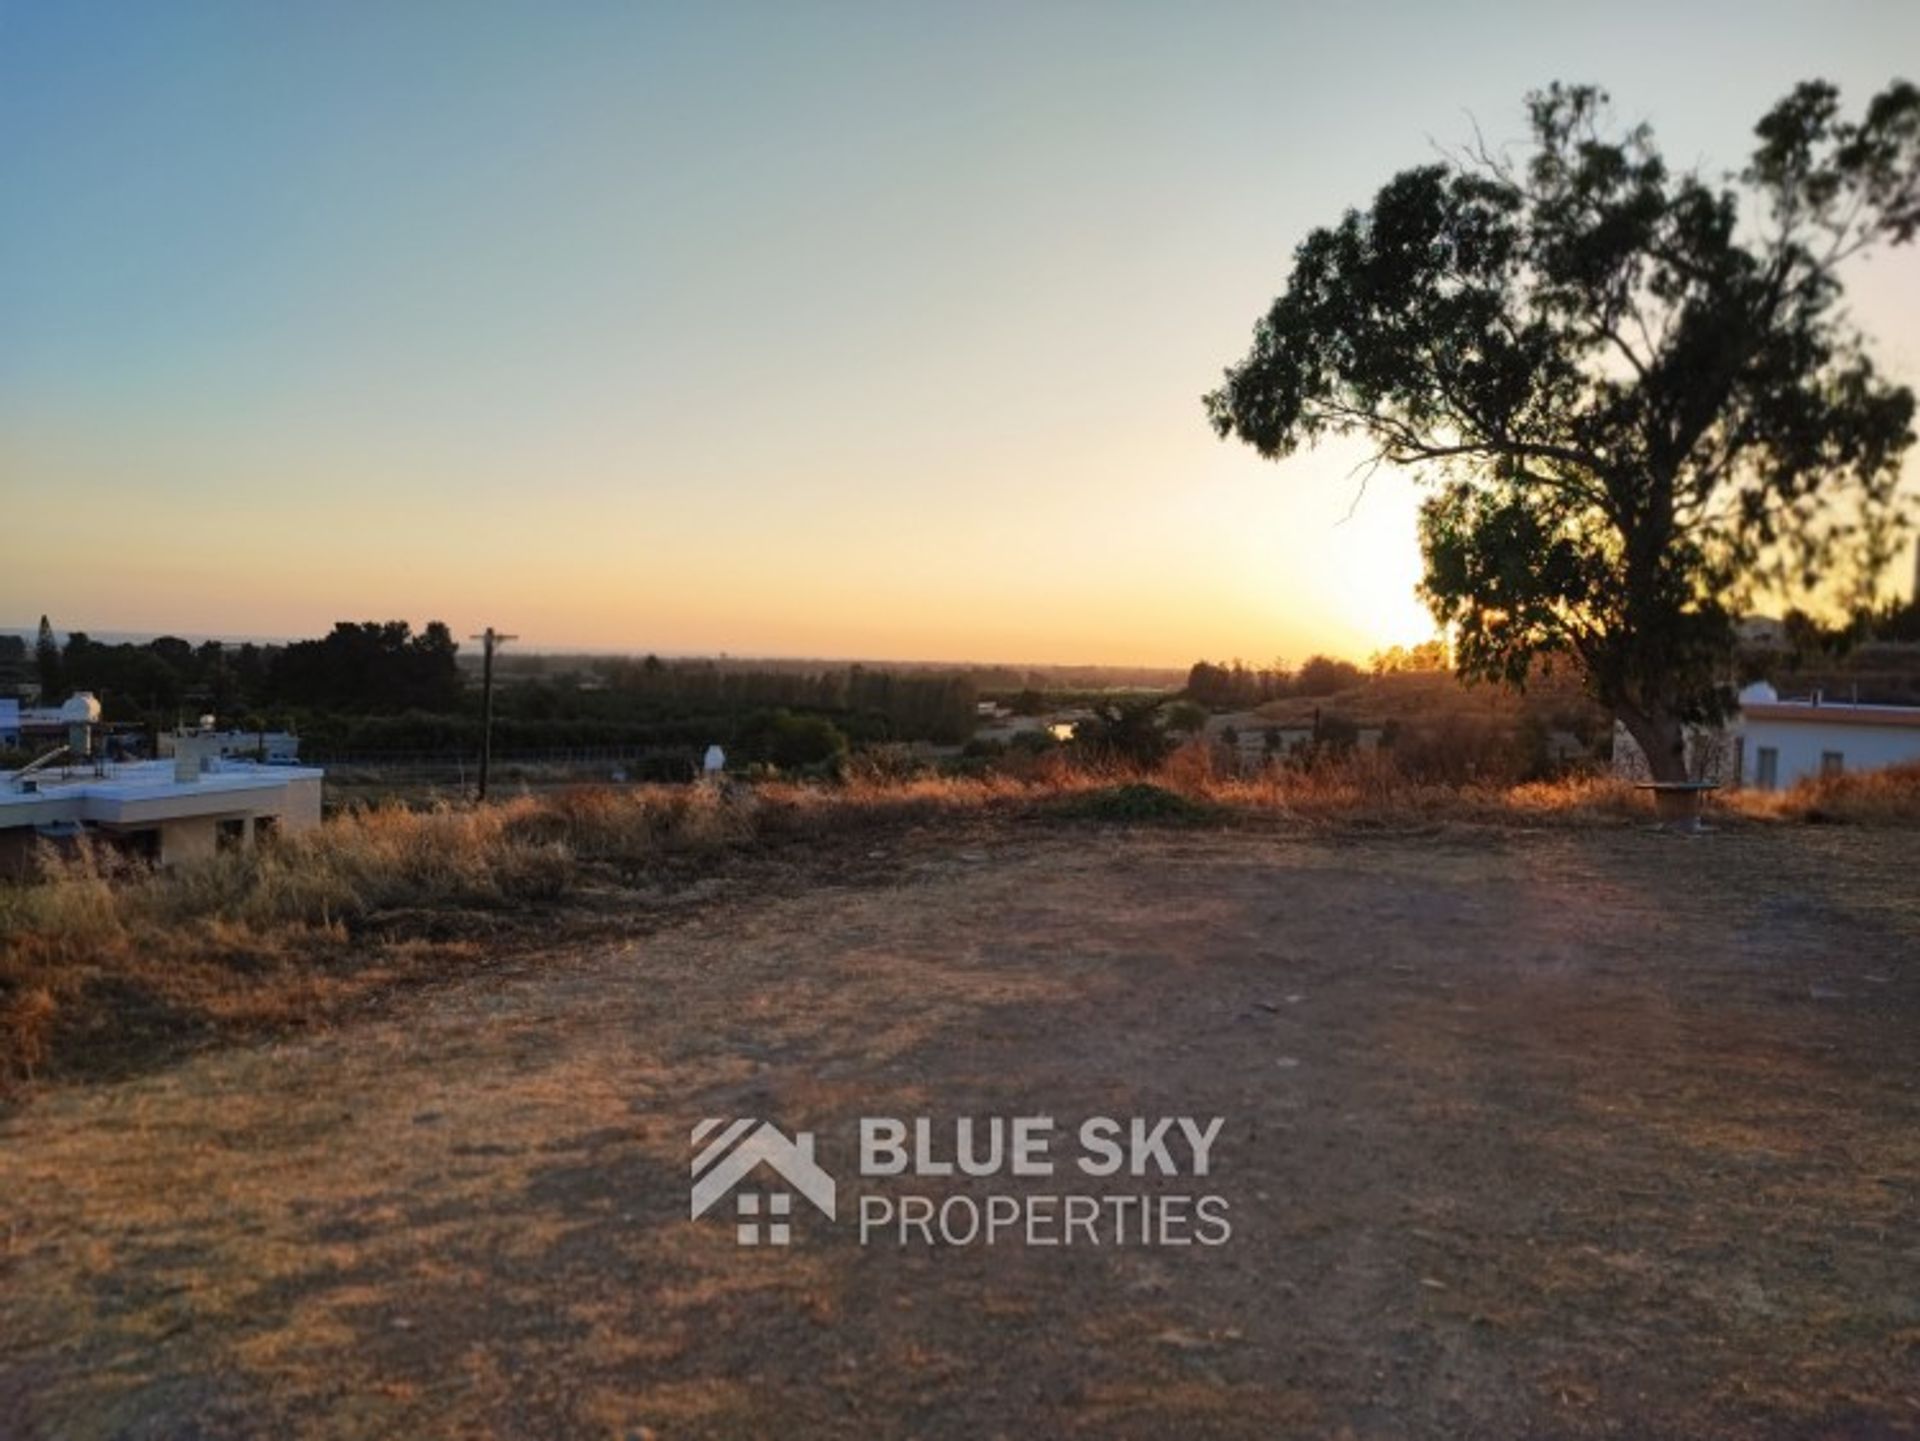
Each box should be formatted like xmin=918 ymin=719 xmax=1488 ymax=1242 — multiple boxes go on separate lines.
xmin=1755 ymin=747 xmax=1778 ymax=790
xmin=1821 ymin=750 xmax=1844 ymax=778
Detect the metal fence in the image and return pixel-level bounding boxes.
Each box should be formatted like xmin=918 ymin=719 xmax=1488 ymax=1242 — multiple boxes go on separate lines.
xmin=307 ymin=745 xmax=698 ymax=769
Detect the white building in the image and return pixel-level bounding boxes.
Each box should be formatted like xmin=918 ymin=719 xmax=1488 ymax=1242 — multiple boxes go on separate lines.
xmin=1735 ymin=683 xmax=1920 ymax=789
xmin=157 ymin=729 xmax=302 ymax=764
xmin=1 ymin=749 xmax=323 ymax=876
xmin=0 ymin=692 xmax=106 ymax=749
xmin=1613 ymin=681 xmax=1920 ymax=789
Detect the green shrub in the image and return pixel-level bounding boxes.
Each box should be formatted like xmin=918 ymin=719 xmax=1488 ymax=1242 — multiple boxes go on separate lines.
xmin=1068 ymin=783 xmax=1214 ymax=824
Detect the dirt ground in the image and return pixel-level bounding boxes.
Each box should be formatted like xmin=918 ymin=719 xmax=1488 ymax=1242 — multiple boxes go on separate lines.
xmin=2 ymin=818 xmax=1918 ymax=1439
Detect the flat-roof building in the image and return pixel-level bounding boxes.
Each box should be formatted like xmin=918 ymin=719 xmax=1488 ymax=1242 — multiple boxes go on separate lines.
xmin=1738 ymin=688 xmax=1920 ymax=789
xmin=1613 ymin=681 xmax=1920 ymax=789
xmin=0 ymin=756 xmax=323 ymax=876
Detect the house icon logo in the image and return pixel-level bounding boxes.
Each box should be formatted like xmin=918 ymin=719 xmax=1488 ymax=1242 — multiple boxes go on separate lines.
xmin=690 ymin=1119 xmax=837 ymax=1246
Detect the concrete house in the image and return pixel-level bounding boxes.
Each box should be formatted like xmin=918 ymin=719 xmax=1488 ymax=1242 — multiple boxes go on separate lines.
xmin=0 ymin=703 xmax=322 ymax=875
xmin=1736 ymin=683 xmax=1920 ymax=789
xmin=1613 ymin=681 xmax=1920 ymax=789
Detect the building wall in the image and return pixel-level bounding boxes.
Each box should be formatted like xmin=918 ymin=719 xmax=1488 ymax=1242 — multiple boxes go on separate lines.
xmin=0 ymin=828 xmax=34 ymax=880
xmin=157 ymin=815 xmax=220 ymax=866
xmin=2 ymin=763 xmax=326 ymax=871
xmin=1741 ymin=718 xmax=1920 ymax=789
xmin=280 ymin=776 xmax=323 ymax=832
xmin=135 ymin=779 xmax=320 ymax=863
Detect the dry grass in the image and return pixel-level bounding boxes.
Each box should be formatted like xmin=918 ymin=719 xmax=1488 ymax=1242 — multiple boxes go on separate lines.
xmin=1723 ymin=757 xmax=1920 ymax=825
xmin=3 ymin=753 xmax=1915 ymax=1092
xmin=1160 ymin=743 xmax=1650 ymax=824
xmin=0 ymin=788 xmax=754 ymax=1090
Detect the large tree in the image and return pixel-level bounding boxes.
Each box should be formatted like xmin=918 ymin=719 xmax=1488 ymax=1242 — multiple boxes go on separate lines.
xmin=1206 ymin=81 xmax=1919 ymax=780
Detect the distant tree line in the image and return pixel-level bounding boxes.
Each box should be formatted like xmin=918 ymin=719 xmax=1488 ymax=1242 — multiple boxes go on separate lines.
xmin=1183 ymin=654 xmax=1368 ymax=709
xmin=590 ymin=657 xmax=974 ymax=743
xmin=487 ymin=653 xmax=1187 ymax=694
xmin=8 ymin=616 xmax=463 ymax=724
xmin=1368 ymin=640 xmax=1450 ymax=676
xmin=273 ymin=621 xmax=463 ymax=713
xmin=1769 ymin=594 xmax=1920 ymax=653
xmin=6 ymin=617 xmax=977 ymax=761
xmin=1733 ymin=595 xmax=1920 ymax=706
xmin=427 ymin=657 xmax=976 ymax=765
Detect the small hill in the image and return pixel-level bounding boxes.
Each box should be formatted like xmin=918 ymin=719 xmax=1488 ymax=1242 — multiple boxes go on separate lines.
xmin=1251 ymin=667 xmax=1606 ymax=737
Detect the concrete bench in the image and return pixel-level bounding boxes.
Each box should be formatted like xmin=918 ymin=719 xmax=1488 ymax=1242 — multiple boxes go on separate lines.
xmin=1634 ymin=780 xmax=1719 ymax=832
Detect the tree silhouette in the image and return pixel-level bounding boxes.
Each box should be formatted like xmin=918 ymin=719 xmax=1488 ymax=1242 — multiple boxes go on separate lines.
xmin=1073 ymin=697 xmax=1173 ymax=768
xmin=34 ymin=615 xmax=63 ymax=699
xmin=1207 ymin=81 xmax=1919 ymax=780
xmin=271 ymin=621 xmax=463 ymax=713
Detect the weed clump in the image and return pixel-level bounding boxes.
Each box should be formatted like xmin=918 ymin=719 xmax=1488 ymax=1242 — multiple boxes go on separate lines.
xmin=1070 ymin=783 xmax=1215 ymax=824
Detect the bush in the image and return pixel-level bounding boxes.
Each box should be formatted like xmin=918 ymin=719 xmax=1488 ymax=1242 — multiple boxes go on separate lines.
xmin=1069 ymin=783 xmax=1214 ymax=824
xmin=1164 ymin=700 xmax=1210 ymax=736
xmin=738 ymin=710 xmax=850 ymax=771
xmin=1295 ymin=654 xmax=1365 ymax=696
xmin=1381 ymin=714 xmax=1527 ymax=785
xmin=1008 ymin=729 xmax=1061 ymax=756
xmin=1072 ymin=699 xmax=1173 ymax=769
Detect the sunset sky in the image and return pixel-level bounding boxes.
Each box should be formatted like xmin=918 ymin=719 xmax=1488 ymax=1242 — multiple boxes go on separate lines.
xmin=4 ymin=1 xmax=1917 ymax=665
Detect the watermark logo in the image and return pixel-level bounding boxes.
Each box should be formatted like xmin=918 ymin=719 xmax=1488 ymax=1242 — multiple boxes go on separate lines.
xmin=689 ymin=1118 xmax=837 ymax=1246
xmin=690 ymin=1114 xmax=1231 ymax=1249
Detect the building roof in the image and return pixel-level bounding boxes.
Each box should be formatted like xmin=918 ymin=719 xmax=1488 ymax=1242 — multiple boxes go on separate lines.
xmin=1 ymin=759 xmax=322 ymax=829
xmin=1743 ymin=700 xmax=1920 ymax=730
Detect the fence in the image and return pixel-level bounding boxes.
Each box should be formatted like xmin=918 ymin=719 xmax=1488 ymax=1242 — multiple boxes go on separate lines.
xmin=307 ymin=744 xmax=700 ymax=769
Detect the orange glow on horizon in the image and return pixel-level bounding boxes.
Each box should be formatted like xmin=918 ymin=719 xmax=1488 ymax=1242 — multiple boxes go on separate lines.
xmin=3 ymin=8 xmax=1913 ymax=666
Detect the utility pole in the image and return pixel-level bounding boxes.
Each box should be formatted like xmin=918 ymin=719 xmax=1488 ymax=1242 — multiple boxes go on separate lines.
xmin=470 ymin=626 xmax=517 ymax=802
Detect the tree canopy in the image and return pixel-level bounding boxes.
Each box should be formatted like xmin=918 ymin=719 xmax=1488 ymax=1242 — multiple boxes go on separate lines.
xmin=271 ymin=621 xmax=464 ymax=714
xmin=1206 ymin=80 xmax=1919 ymax=779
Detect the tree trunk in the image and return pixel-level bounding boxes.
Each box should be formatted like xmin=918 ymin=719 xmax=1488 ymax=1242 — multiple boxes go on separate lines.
xmin=1619 ymin=705 xmax=1689 ymax=784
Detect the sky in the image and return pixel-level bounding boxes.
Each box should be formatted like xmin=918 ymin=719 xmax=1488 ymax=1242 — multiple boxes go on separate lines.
xmin=3 ymin=1 xmax=1918 ymax=666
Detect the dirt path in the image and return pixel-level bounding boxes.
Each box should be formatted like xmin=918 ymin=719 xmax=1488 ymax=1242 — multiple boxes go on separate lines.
xmin=3 ymin=822 xmax=1918 ymax=1439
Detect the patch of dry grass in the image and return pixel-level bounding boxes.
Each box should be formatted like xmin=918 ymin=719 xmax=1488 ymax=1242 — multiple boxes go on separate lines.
xmin=3 ymin=754 xmax=1914 ymax=1092
xmin=1724 ymin=758 xmax=1920 ymax=826
xmin=1163 ymin=744 xmax=1648 ymax=825
xmin=0 ymin=789 xmax=754 ymax=1090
